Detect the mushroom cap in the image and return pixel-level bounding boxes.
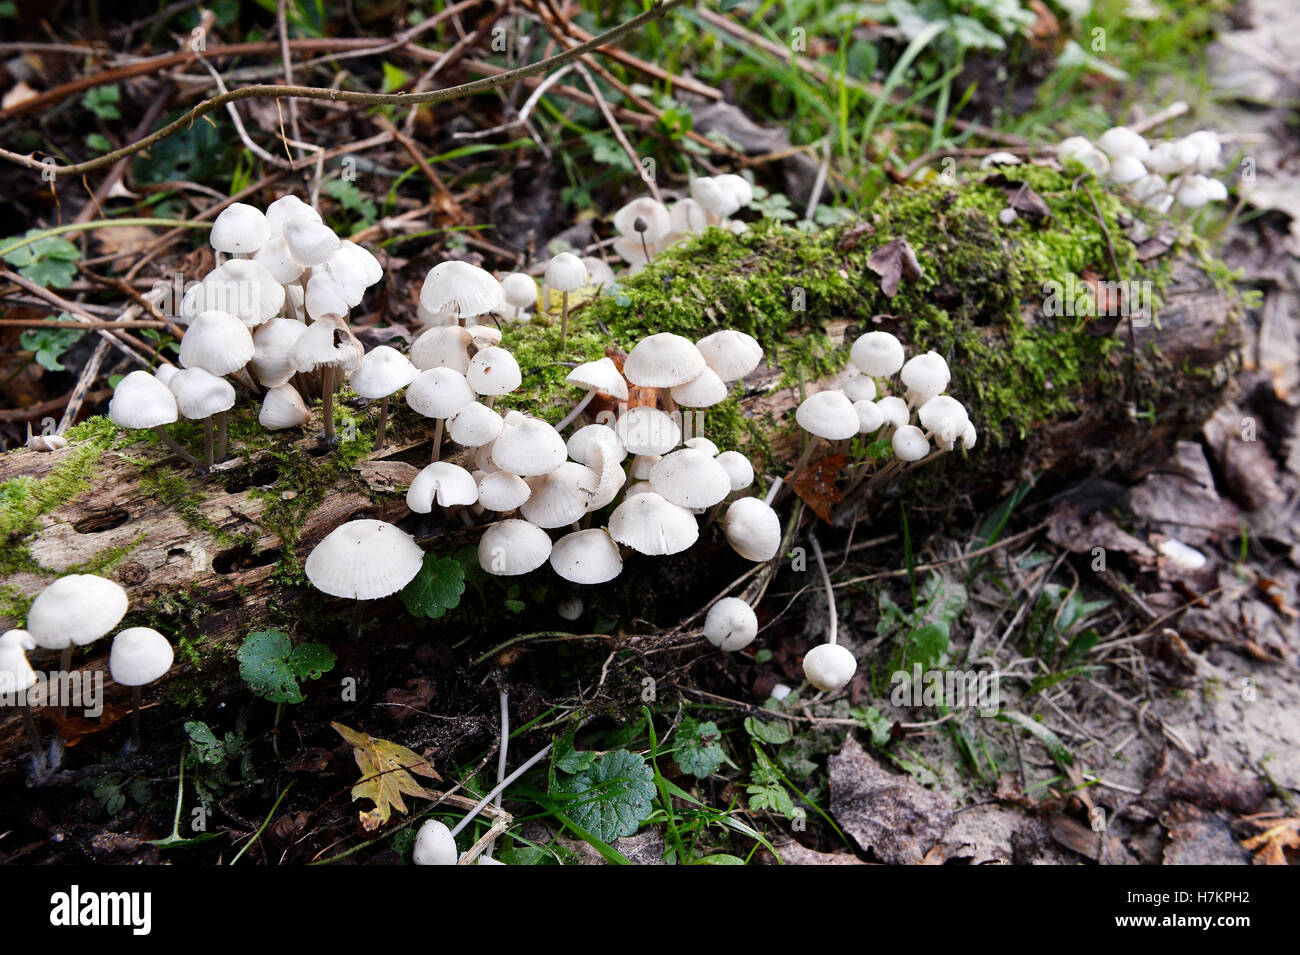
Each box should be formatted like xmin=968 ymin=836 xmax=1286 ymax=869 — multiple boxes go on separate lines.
xmin=210 ymin=202 xmax=270 ymax=254
xmin=405 ymin=367 xmax=476 ymax=420
xmin=608 ymin=491 xmax=698 ymax=556
xmin=1182 ymin=130 xmax=1222 ymax=174
xmin=853 ymin=399 xmax=885 ymax=435
xmin=684 ymin=436 xmax=720 ymax=457
xmin=550 ymin=528 xmax=623 ymax=584
xmin=670 ymin=367 xmax=729 ymax=408
xmin=183 ymin=259 xmax=285 ymax=327
xmin=586 ymin=441 xmax=627 ymax=511
xmin=630 ymin=454 xmax=659 ymax=480
xmin=326 ymin=242 xmax=382 ymax=302
xmin=491 ymin=416 xmax=567 ymax=476
xmin=899 ymin=351 xmax=950 ymax=403
xmin=582 ymin=256 xmax=617 ymax=290
xmin=350 ymin=345 xmax=418 ymax=400
xmin=304 ymin=519 xmax=424 ymax=600
xmin=543 ymin=251 xmax=589 ymax=293
xmin=649 ymin=449 xmax=732 ymax=508
xmin=108 ymin=627 xmax=174 ymax=686
xmin=917 ymin=395 xmax=970 ymax=444
xmin=499 ymin=272 xmax=538 ymax=310
xmin=724 ymin=496 xmax=780 ymax=562
xmin=850 ymin=331 xmax=905 ymax=378
xmin=420 ymin=260 xmax=503 ymax=317
xmin=521 ymin=462 xmax=598 ymax=528
xmin=260 ymin=383 xmax=311 ymax=430
xmin=1157 ymin=537 xmax=1207 ymax=572
xmin=407 ymin=461 xmax=479 ymax=512
xmin=615 ymin=406 xmax=681 ymax=455
xmin=412 ymin=819 xmax=457 ymax=866
xmin=714 ymin=173 xmax=754 ymax=209
xmin=410 ymin=325 xmax=474 ymax=374
xmin=715 ymin=450 xmax=754 ymax=491
xmin=467 ymin=346 xmax=522 ymax=396
xmin=1096 ymin=126 xmax=1150 ymax=160
xmin=796 ymin=390 xmax=858 ymax=440
xmin=292 ymin=315 xmax=364 ymax=374
xmin=27 ymin=574 xmax=129 ymax=649
xmin=803 ymin=643 xmax=857 ymax=692
xmin=478 ymin=519 xmax=552 ymax=575
xmin=283 ymin=214 xmax=340 ymax=266
xmin=891 ymin=424 xmax=930 ymax=461
xmin=250 ymin=318 xmax=309 ymax=387
xmin=109 ymin=370 xmax=178 ymax=429
xmin=690 ymin=176 xmax=741 ymax=218
xmin=567 ymin=423 xmax=627 ymax=466
xmin=842 ymin=373 xmax=877 ymax=402
xmin=703 ymin=597 xmax=758 ymax=651
xmin=696 ymin=329 xmax=763 ymax=381
xmin=875 ymin=396 xmax=909 ymax=429
xmin=612 ymin=235 xmax=659 ymax=268
xmin=304 ymin=272 xmax=351 ymax=321
xmin=0 ymin=629 xmax=36 ymax=694
xmin=566 ymin=357 xmax=628 ymax=400
xmin=1109 ymin=155 xmax=1147 ymax=185
xmin=669 ymin=197 xmax=708 ymax=234
xmin=477 ymin=470 xmax=531 ymax=511
xmin=961 ymin=422 xmax=977 ymax=450
xmin=447 ymin=401 xmax=504 ymax=448
xmin=265 ymin=194 xmax=321 ymax=236
xmin=623 ymin=333 xmax=706 ymax=388
xmin=253 ymin=236 xmax=304 ymax=284
xmin=613 ymin=197 xmax=672 ymax=242
xmin=179 ymin=310 xmax=255 ymax=376
xmin=169 ymin=367 xmax=236 ymax=419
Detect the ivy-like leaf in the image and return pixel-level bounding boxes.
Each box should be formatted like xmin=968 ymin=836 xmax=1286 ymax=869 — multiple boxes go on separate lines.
xmin=20 ymin=315 xmax=84 ymax=371
xmin=236 ymin=629 xmax=336 ymax=704
xmin=556 ymin=749 xmax=655 ymax=843
xmin=744 ymin=716 xmax=792 ymax=746
xmin=332 ymin=722 xmax=440 ymax=831
xmin=3 ymin=234 xmax=81 ymax=289
xmin=400 ymin=554 xmax=466 ymax=620
xmin=675 ymin=718 xmax=726 ymax=779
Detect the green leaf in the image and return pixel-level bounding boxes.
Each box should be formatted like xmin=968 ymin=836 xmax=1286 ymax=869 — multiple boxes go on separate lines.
xmin=849 ymin=705 xmax=893 ymax=747
xmin=552 ymin=730 xmax=598 ymax=775
xmin=746 ymin=747 xmax=795 ymax=817
xmin=3 ymin=233 xmax=81 ymax=289
xmin=236 ymin=629 xmax=336 ymax=704
xmin=132 ymin=111 xmax=230 ymax=185
xmin=380 ymin=61 xmax=408 ymax=93
xmin=894 ymin=621 xmax=949 ymax=672
xmin=744 ymin=716 xmax=792 ymax=746
xmin=555 ymin=749 xmax=655 ymax=843
xmin=674 ymin=719 xmax=726 ymax=779
xmin=20 ymin=315 xmax=84 ymax=371
xmin=81 ymin=85 xmax=121 ymax=120
xmin=321 ymin=179 xmax=377 ymax=228
xmin=400 ymin=555 xmax=466 ymax=620
xmin=998 ymin=710 xmax=1073 ymax=770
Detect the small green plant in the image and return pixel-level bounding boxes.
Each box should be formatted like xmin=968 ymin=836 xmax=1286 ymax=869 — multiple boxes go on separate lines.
xmin=80 ymin=771 xmax=152 ymax=816
xmin=236 ymin=629 xmax=336 ymax=704
xmin=20 ymin=314 xmax=85 ymax=371
xmin=81 ymin=85 xmax=120 ymax=120
xmin=400 ymin=554 xmax=467 ymax=620
xmin=2 ymin=233 xmax=80 ymax=288
xmin=184 ymin=716 xmax=254 ymax=808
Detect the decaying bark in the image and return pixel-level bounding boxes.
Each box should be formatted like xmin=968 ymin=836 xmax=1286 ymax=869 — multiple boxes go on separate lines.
xmin=0 ymin=216 xmax=1240 ymax=770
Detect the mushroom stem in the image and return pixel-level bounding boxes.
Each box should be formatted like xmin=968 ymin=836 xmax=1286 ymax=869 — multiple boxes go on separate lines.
xmin=639 ymin=231 xmax=652 ymax=265
xmin=790 ymin=438 xmax=820 ymax=481
xmin=203 ymin=417 xmax=215 ymax=471
xmin=430 ymin=417 xmax=445 ymax=462
xmin=764 ymin=477 xmax=784 ymax=507
xmin=21 ymin=704 xmax=45 ymax=776
xmin=559 ymin=290 xmax=570 ymax=344
xmin=322 ymin=365 xmax=337 ymax=443
xmin=374 ymin=395 xmax=390 ymax=452
xmin=484 ymin=687 xmax=509 ymax=861
xmin=350 ymin=602 xmax=364 ymax=641
xmin=217 ymin=410 xmax=229 ymax=462
xmin=553 ymin=389 xmax=597 ymax=432
xmin=127 ymin=685 xmax=143 ymax=752
xmin=809 ymin=533 xmax=838 ymax=645
xmin=152 ymin=426 xmax=202 ymax=469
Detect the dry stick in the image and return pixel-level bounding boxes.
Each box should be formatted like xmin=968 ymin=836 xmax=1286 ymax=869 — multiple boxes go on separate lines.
xmin=453 ymin=63 xmax=576 ymax=141
xmin=571 ymin=61 xmax=661 ymax=203
xmin=448 ymin=742 xmax=554 ymax=839
xmin=58 ymin=337 xmax=110 ymax=434
xmin=0 ymin=0 xmax=693 ymax=177
xmin=0 ymin=388 xmax=111 ymax=423
xmin=0 ymin=269 xmax=157 ymax=368
xmin=73 ymin=84 xmax=173 ymax=227
xmin=194 ymin=52 xmax=293 ymax=169
xmin=809 ymin=533 xmax=838 ymax=645
xmin=276 ymin=0 xmax=304 ymax=163
xmin=371 ymin=114 xmax=454 ymax=205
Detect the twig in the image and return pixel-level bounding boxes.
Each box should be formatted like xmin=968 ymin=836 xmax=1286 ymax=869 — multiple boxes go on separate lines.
xmin=0 ymin=0 xmax=692 ymax=177
xmin=572 ymin=62 xmax=661 ymax=202
xmin=452 ymin=63 xmax=576 ymax=140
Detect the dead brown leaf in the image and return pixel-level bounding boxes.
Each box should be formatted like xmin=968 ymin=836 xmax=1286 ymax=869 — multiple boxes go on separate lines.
xmin=867 ymin=237 xmax=925 ymax=298
xmin=788 ymin=452 xmax=846 ymax=523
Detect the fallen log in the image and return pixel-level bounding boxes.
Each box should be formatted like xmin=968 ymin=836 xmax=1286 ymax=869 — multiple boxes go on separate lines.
xmin=0 ymin=167 xmax=1241 ymax=769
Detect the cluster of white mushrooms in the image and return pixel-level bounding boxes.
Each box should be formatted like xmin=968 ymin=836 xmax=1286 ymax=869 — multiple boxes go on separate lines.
xmin=303 ymin=324 xmax=784 ymax=630
xmin=1056 ymin=126 xmax=1229 ymax=211
xmin=1 ymin=573 xmax=174 ymax=773
xmin=610 ymin=175 xmax=752 ymax=271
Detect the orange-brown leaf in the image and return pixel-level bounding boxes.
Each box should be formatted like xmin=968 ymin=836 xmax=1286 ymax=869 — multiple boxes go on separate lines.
xmin=332 ymin=721 xmax=440 ymax=831
xmin=789 ymin=452 xmax=847 ymax=523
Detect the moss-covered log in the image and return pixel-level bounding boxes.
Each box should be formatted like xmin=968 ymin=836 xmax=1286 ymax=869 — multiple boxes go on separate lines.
xmin=0 ymin=168 xmax=1240 ymax=770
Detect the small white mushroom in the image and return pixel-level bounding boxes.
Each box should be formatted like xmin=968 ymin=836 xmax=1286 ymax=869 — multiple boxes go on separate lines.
xmin=703 ymin=597 xmax=758 ymax=651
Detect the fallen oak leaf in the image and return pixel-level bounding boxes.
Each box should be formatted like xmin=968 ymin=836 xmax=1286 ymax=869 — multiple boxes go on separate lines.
xmin=1240 ymin=815 xmax=1300 ymax=865
xmin=332 ymin=721 xmax=441 ymax=831
xmin=788 ymin=452 xmax=846 ymax=523
xmin=867 ymin=238 xmax=925 ymax=298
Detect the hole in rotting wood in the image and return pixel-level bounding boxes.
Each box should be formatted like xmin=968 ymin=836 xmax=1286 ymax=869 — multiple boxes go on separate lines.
xmin=213 ymin=543 xmax=282 ymax=575
xmin=73 ymin=508 xmax=131 ymax=534
xmin=223 ymin=464 xmax=281 ymax=494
